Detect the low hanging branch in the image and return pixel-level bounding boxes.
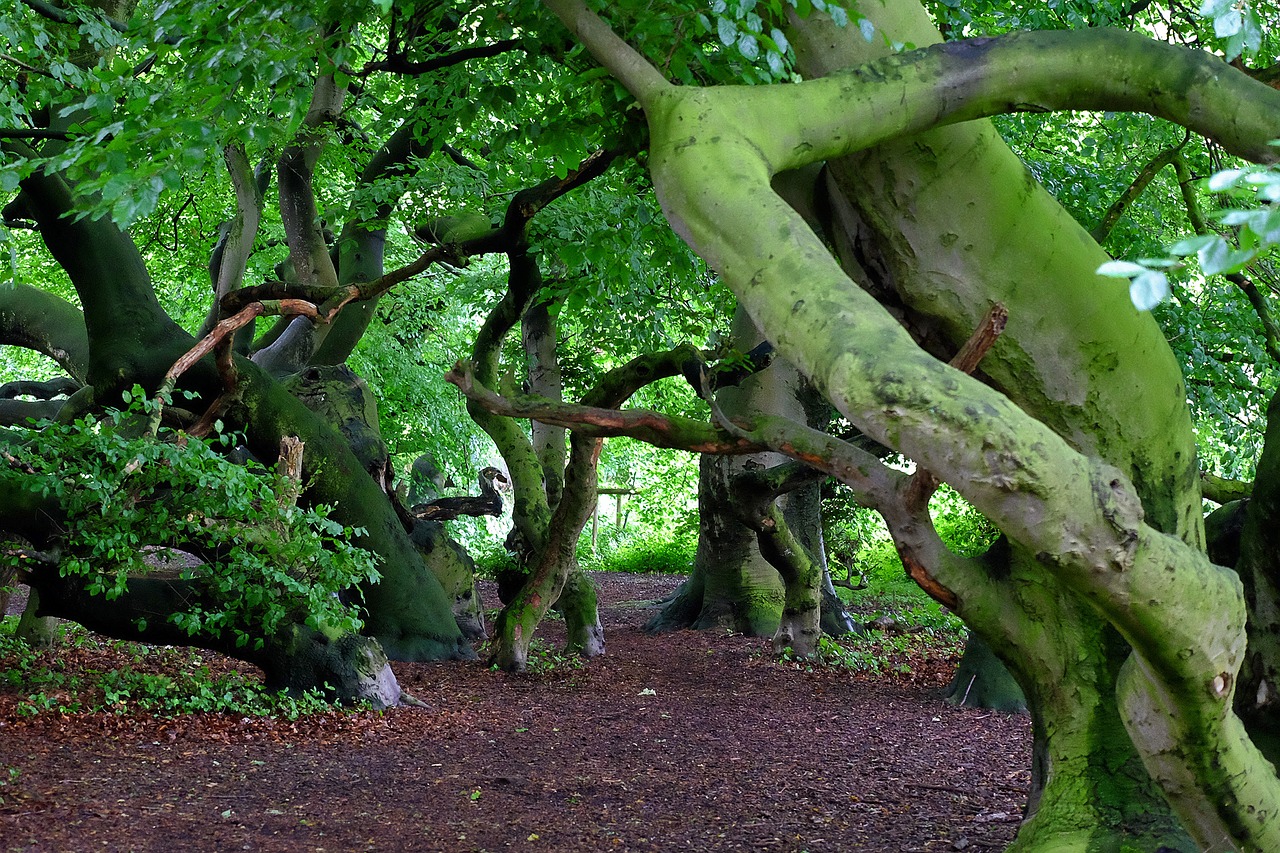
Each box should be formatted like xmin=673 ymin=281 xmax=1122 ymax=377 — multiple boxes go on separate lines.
xmin=445 ymin=360 xmax=763 ymax=455
xmin=221 ymin=146 xmax=624 ymax=319
xmin=410 ymin=467 xmax=507 ymax=521
xmin=147 ymin=298 xmax=347 ymax=437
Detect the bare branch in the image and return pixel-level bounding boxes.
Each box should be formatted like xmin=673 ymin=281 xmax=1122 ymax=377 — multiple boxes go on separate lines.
xmin=1091 ymin=134 xmax=1189 ymax=244
xmin=357 ymin=38 xmax=524 ymax=76
xmin=446 ymin=360 xmax=761 ymax=454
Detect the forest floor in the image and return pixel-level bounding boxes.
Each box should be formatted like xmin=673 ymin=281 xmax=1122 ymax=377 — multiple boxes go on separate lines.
xmin=0 ymin=572 xmax=1030 ymax=852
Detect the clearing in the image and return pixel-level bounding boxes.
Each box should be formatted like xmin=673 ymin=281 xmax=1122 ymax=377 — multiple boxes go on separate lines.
xmin=0 ymin=573 xmax=1030 ymax=852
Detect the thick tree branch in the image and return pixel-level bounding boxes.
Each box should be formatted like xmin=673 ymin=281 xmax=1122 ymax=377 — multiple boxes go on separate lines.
xmin=256 ymin=68 xmax=348 ymax=375
xmin=542 ymin=0 xmax=671 ymax=106
xmin=227 ymin=147 xmax=623 ymax=318
xmin=0 ymin=284 xmax=90 ymax=383
xmin=19 ymin=0 xmax=127 ymax=33
xmin=311 ymin=118 xmax=439 ymax=365
xmin=447 ymin=359 xmax=760 ymax=454
xmin=1201 ymin=471 xmax=1252 ymax=505
xmin=198 ymin=146 xmax=267 ymax=339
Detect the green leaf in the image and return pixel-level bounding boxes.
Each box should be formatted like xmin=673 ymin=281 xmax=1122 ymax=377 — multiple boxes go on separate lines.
xmin=737 ymin=33 xmax=759 ymax=61
xmin=1208 ymin=169 xmax=1247 ymax=192
xmin=1212 ymin=8 xmax=1243 ymax=38
xmin=1096 ymin=260 xmax=1147 ymax=277
xmin=1129 ymin=270 xmax=1169 ymax=311
xmin=1198 ymin=238 xmax=1253 ymax=276
xmin=1167 ymin=234 xmax=1216 ymax=256
xmin=717 ymin=17 xmax=736 ymax=46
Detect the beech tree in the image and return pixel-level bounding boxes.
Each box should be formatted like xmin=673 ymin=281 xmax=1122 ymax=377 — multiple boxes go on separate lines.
xmin=0 ymin=0 xmax=717 ymax=693
xmin=5 ymin=0 xmax=1280 ymax=846
xmin=467 ymin=0 xmax=1280 ymax=849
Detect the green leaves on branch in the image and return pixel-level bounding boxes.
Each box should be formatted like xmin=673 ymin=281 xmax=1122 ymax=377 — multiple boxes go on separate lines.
xmin=1099 ymin=153 xmax=1280 ymax=309
xmin=1199 ymin=0 xmax=1264 ymax=62
xmin=0 ymin=389 xmax=379 ymax=648
xmin=1096 ymin=259 xmax=1171 ymax=311
xmin=700 ymin=0 xmax=869 ymax=81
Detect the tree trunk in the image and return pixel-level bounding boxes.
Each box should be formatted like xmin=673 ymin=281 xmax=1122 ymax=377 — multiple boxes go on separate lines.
xmin=781 ymin=6 xmax=1205 ymax=847
xmin=27 ymin=569 xmax=406 ymax=708
xmin=558 ymin=570 xmax=604 ymax=658
xmin=1233 ymin=387 xmax=1280 ymax=763
xmin=233 ymin=363 xmax=470 ymax=662
xmin=410 ymin=520 xmax=487 ymax=641
xmin=15 ymin=589 xmax=60 ymax=649
xmin=942 ymin=633 xmax=1026 ymax=713
xmin=651 ymin=308 xmax=851 ymax=641
xmin=492 ymin=432 xmax=603 ymax=672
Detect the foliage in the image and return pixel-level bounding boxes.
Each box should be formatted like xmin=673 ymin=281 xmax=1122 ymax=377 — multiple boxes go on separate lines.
xmin=0 ymin=622 xmax=349 ymax=717
xmin=928 ymin=485 xmax=999 ymax=558
xmin=0 ymin=390 xmax=379 ymax=647
xmin=823 ymin=485 xmax=982 ymax=633
xmin=776 ymin=626 xmax=964 ymax=675
xmin=578 ymin=529 xmax=695 ymax=575
xmin=482 ymin=636 xmax=585 ymax=675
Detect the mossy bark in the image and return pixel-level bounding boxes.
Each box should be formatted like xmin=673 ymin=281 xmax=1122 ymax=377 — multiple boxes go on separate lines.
xmin=410 ymin=519 xmax=487 ymax=641
xmin=15 ymin=589 xmax=60 ymax=650
xmin=652 ymin=309 xmax=848 ymax=644
xmin=233 ymin=362 xmax=470 ymax=662
xmin=545 ymin=0 xmax=1280 ymax=844
xmin=1234 ymin=387 xmax=1280 ymax=759
xmin=654 ymin=452 xmax=784 ymax=636
xmin=492 ymin=430 xmax=604 ymax=672
xmin=942 ymin=633 xmax=1026 ymax=713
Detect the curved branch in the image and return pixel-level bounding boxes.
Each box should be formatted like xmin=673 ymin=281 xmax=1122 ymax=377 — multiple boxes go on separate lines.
xmin=198 ymin=146 xmax=267 ymax=339
xmin=0 ymin=284 xmax=90 ymax=383
xmin=1201 ymin=471 xmax=1252 ymax=505
xmin=446 ymin=359 xmax=761 ymax=454
xmin=1091 ymin=135 xmax=1189 ymax=244
xmin=312 ymin=118 xmax=439 ymax=365
xmin=357 ymin=38 xmax=524 ymax=76
xmin=541 ymin=0 xmax=671 ymax=107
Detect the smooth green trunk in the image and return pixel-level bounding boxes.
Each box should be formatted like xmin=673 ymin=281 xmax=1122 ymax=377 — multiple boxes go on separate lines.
xmin=234 ymin=362 xmax=469 ymax=661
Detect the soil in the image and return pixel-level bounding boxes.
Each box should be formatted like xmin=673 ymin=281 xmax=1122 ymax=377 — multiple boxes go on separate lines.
xmin=0 ymin=573 xmax=1031 ymax=852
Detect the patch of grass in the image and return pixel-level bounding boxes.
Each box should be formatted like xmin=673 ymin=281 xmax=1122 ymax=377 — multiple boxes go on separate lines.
xmin=471 ymin=531 xmax=693 ymax=579
xmin=482 ymin=637 xmax=585 ymax=675
xmin=578 ymin=532 xmax=694 ymax=575
xmin=776 ymin=627 xmax=965 ymax=676
xmin=0 ymin=624 xmax=344 ymax=718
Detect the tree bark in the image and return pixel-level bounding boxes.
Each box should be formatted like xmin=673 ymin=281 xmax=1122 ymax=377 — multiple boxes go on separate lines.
xmin=546 ymin=0 xmax=1280 ymax=846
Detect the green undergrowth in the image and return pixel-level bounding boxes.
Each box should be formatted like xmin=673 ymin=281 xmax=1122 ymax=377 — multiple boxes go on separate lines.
xmin=0 ymin=618 xmax=347 ymax=718
xmin=578 ymin=531 xmax=694 ymax=575
xmin=826 ymin=484 xmax=993 ymax=636
xmin=482 ymin=637 xmax=587 ymax=675
xmin=472 ymin=529 xmax=695 ymax=578
xmin=775 ymin=629 xmax=965 ymax=677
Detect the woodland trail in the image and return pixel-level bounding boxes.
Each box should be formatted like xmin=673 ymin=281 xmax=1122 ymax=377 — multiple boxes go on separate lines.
xmin=0 ymin=573 xmax=1030 ymax=851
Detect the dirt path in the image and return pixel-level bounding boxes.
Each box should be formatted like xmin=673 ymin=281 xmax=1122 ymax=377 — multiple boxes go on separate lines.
xmin=0 ymin=574 xmax=1030 ymax=851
